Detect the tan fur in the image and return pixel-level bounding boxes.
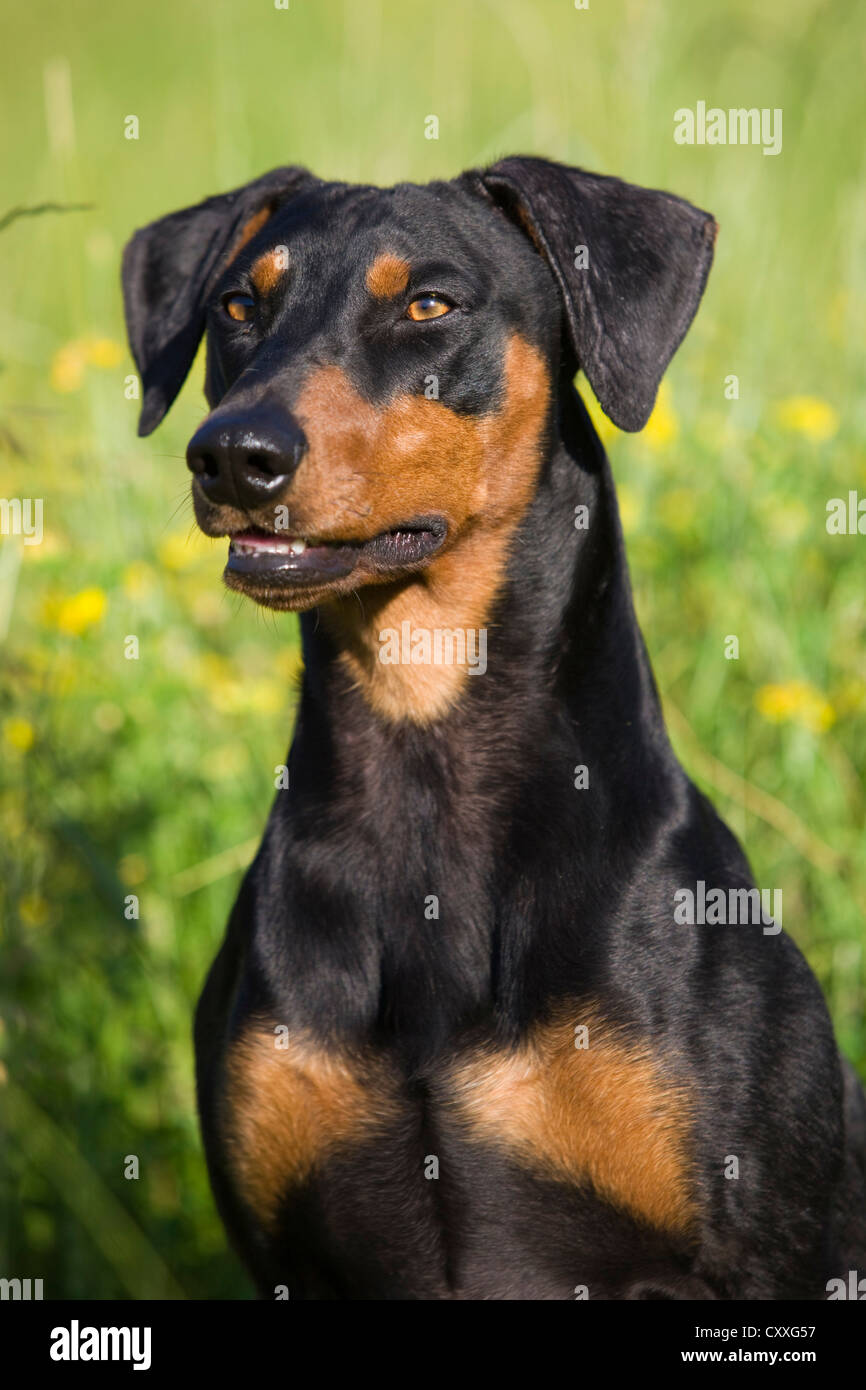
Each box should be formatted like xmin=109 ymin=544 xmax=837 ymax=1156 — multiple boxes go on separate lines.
xmin=290 ymin=334 xmax=550 ymax=722
xmin=226 ymin=205 xmax=273 ymax=266
xmin=250 ymin=248 xmax=287 ymax=296
xmin=514 ymin=202 xmax=546 ymax=257
xmin=365 ymin=253 xmax=411 ymax=298
xmin=446 ymin=1007 xmax=697 ymax=1233
xmin=224 ymin=1026 xmax=400 ymax=1230
xmin=225 ymin=1007 xmax=694 ymax=1236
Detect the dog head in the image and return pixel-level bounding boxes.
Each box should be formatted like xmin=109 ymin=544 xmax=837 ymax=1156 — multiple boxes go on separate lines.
xmin=123 ymin=157 xmax=716 ymax=616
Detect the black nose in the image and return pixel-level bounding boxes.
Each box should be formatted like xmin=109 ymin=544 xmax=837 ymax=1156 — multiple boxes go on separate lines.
xmin=186 ymin=408 xmax=308 ymax=510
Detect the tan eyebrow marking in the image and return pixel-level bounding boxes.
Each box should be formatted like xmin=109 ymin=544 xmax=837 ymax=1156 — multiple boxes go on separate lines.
xmin=250 ymin=248 xmax=288 ymax=295
xmin=365 ymin=253 xmax=411 ymax=299
xmin=225 ymin=205 xmax=274 ymax=267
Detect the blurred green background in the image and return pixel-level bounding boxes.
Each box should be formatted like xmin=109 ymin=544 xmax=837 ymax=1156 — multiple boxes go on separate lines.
xmin=1 ymin=0 xmax=864 ymax=1299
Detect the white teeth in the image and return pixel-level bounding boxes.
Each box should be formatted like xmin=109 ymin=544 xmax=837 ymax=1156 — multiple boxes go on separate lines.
xmin=230 ymin=536 xmax=308 ymax=555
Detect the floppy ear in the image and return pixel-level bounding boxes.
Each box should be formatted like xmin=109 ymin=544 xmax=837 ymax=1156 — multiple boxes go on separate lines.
xmin=122 ymin=166 xmax=317 ymax=435
xmin=476 ymin=156 xmax=717 ymax=432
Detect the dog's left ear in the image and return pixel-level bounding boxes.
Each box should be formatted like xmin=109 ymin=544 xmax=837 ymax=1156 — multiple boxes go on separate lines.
xmin=475 ymin=156 xmax=717 ymax=431
xmin=122 ymin=165 xmax=317 ymax=435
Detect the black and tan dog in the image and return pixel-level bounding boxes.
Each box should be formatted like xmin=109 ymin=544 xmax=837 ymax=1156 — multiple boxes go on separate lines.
xmin=123 ymin=156 xmax=866 ymax=1299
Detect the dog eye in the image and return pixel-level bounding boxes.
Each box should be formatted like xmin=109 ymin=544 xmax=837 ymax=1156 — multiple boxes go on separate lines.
xmin=222 ymin=293 xmax=256 ymax=323
xmin=406 ymin=294 xmax=452 ymax=322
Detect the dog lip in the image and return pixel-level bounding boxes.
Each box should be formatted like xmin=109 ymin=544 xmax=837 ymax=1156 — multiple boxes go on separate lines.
xmin=223 ymin=516 xmax=448 ymax=589
xmin=225 ymin=516 xmax=447 ymax=545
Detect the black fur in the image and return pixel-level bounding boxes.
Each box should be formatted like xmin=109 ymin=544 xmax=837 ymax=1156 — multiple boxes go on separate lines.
xmin=122 ymin=156 xmax=866 ymax=1300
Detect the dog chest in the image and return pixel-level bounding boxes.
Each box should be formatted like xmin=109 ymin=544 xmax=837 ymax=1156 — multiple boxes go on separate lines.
xmin=221 ymin=1008 xmax=697 ymax=1243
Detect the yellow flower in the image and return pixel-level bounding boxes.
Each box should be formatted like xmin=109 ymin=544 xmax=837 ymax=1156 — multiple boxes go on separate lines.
xmin=762 ymin=496 xmax=809 ymax=543
xmin=246 ymin=680 xmax=285 ymax=715
xmin=3 ymin=717 xmax=34 ymax=752
xmin=191 ymin=590 xmax=228 ymax=626
xmin=93 ymin=702 xmax=124 ymax=732
xmin=22 ymin=528 xmax=64 ymax=559
xmin=123 ymin=561 xmax=157 ymax=600
xmin=56 ymin=587 xmax=107 ymax=635
xmin=118 ymin=854 xmax=147 ymax=886
xmin=193 ymin=652 xmax=242 ymax=712
xmin=755 ymin=680 xmax=835 ymax=734
xmin=582 ymin=378 xmax=678 ymax=451
xmin=19 ymin=892 xmax=49 ymax=928
xmin=657 ymin=487 xmax=697 ymax=533
xmin=49 ymin=336 xmax=124 ymax=391
xmin=274 ymin=647 xmax=304 ymax=684
xmin=50 ymin=342 xmax=86 ymax=392
xmin=192 ymin=652 xmax=285 ymax=715
xmin=157 ymin=529 xmax=215 ymax=571
xmin=207 ymin=744 xmax=248 ymax=780
xmin=773 ymin=396 xmax=838 ymax=443
xmin=82 ymin=336 xmax=123 ymax=368
xmin=194 ymin=652 xmax=235 ymax=686
xmin=617 ymin=483 xmax=639 ymax=535
xmin=642 ymin=381 xmax=679 ymax=450
xmin=825 ymin=290 xmax=848 ymax=345
xmin=580 ymin=382 xmax=620 ymax=445
xmin=832 ymin=677 xmax=866 ymax=716
xmin=0 ymin=801 xmax=26 ymax=840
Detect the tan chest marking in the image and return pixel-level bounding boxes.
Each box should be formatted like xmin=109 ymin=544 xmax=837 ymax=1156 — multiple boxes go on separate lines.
xmin=446 ymin=1008 xmax=697 ymax=1234
xmin=224 ymin=1027 xmax=400 ymax=1229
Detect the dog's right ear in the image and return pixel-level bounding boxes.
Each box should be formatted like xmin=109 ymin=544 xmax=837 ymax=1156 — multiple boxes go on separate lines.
xmin=122 ymin=166 xmax=317 ymax=435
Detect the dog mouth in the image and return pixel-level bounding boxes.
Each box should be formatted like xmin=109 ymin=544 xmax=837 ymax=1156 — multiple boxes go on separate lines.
xmin=224 ymin=518 xmax=448 ymax=594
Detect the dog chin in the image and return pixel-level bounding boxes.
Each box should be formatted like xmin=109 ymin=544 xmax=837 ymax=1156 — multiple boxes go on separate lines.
xmin=222 ymin=566 xmax=357 ymax=612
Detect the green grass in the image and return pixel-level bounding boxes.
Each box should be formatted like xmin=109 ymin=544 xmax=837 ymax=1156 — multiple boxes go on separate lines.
xmin=1 ymin=0 xmax=864 ymax=1298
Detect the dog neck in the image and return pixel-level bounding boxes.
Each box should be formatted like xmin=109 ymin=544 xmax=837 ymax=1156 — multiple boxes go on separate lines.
xmin=294 ymin=386 xmax=672 ymax=798
xmin=268 ymin=386 xmax=682 ymax=1043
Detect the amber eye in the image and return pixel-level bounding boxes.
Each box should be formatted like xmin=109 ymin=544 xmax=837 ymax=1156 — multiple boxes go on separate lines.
xmin=223 ymin=293 xmax=256 ymax=322
xmin=406 ymin=294 xmax=452 ymax=322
